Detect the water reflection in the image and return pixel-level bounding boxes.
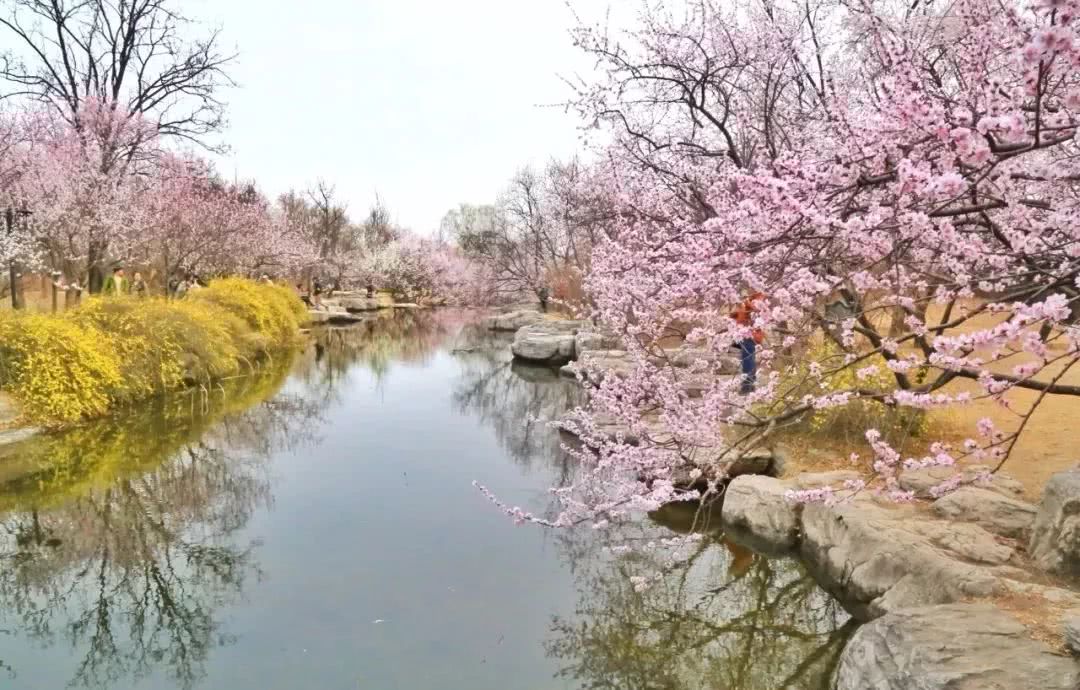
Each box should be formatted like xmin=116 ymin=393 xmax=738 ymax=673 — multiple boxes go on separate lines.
xmin=0 ymin=360 xmax=322 ymax=689
xmin=0 ymin=310 xmax=855 ymax=690
xmin=451 ymin=344 xmax=583 ymax=476
xmin=547 ymin=518 xmax=854 ymax=690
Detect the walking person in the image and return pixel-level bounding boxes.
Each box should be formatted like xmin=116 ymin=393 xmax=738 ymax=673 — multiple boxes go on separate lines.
xmin=312 ymin=276 xmax=324 ymax=310
xmin=731 ymin=291 xmax=765 ymax=394
xmin=102 ymin=266 xmax=128 ymax=295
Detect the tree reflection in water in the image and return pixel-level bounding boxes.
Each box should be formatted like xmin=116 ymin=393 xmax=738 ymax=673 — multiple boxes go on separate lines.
xmin=546 ymin=503 xmax=854 ymax=690
xmin=451 ymin=342 xmax=584 ymax=481
xmin=0 ymin=359 xmax=324 ymax=689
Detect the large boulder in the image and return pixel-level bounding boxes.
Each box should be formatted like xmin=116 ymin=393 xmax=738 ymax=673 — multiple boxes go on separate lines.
xmin=720 ymin=471 xmax=861 ymax=552
xmin=722 ymin=475 xmax=801 ymax=551
xmin=510 ymin=321 xmax=586 ymax=365
xmin=485 ymin=310 xmax=544 ymax=332
xmin=1030 ymin=468 xmax=1080 ymax=576
xmin=932 ymin=486 xmax=1038 ymax=540
xmin=899 ymin=463 xmax=1025 ymax=499
xmin=801 ymin=499 xmax=1013 ymax=619
xmin=836 ymin=603 xmax=1080 ymax=690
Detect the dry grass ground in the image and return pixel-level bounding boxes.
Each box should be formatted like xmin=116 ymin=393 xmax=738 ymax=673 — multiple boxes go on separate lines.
xmin=772 ymin=301 xmax=1080 ymax=500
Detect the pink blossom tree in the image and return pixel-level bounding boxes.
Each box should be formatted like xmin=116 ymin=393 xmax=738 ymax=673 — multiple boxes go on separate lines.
xmin=483 ymin=0 xmax=1080 ymax=530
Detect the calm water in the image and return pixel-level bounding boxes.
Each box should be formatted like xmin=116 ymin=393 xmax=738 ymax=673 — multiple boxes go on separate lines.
xmin=0 ymin=310 xmax=852 ymax=690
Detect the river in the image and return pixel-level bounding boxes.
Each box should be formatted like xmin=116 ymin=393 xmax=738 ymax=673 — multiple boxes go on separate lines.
xmin=0 ymin=310 xmax=853 ymax=690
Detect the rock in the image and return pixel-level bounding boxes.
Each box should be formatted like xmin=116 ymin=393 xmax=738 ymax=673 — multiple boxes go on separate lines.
xmin=485 ymin=310 xmax=543 ymax=331
xmin=1064 ymin=613 xmax=1080 ymax=655
xmin=392 ymin=302 xmax=421 ymax=309
xmin=899 ymin=463 xmax=1025 ymax=499
xmin=307 ymin=310 xmax=365 ymax=324
xmin=720 ymin=471 xmax=862 ymax=553
xmin=339 ymin=297 xmax=382 ymax=312
xmin=722 ymin=475 xmax=801 ymax=551
xmin=0 ymin=426 xmax=41 ymax=448
xmin=801 ymin=499 xmax=1013 ymax=619
xmin=510 ymin=321 xmax=586 ymax=365
xmin=1030 ymin=468 xmax=1080 ymax=576
xmin=574 ymin=329 xmax=621 ymax=357
xmin=561 ymin=350 xmax=635 ymax=381
xmin=932 ymin=486 xmax=1037 ymax=540
xmin=511 ymin=334 xmax=576 ymax=365
xmin=836 ymin=603 xmax=1080 ymax=690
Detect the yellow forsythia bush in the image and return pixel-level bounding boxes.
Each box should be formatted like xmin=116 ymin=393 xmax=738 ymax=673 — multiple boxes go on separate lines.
xmin=0 ymin=315 xmax=123 ymax=423
xmin=0 ymin=278 xmax=304 ymax=426
xmin=189 ymin=278 xmax=306 ymax=345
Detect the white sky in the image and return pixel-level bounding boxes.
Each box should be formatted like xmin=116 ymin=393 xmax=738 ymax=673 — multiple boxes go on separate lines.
xmin=200 ymin=0 xmax=625 ymax=234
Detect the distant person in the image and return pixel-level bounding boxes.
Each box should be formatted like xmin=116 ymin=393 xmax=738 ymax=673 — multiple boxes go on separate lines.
xmin=102 ymin=266 xmax=128 ymax=295
xmin=365 ymin=284 xmax=375 ymax=298
xmin=312 ymin=277 xmax=324 ymax=310
xmin=131 ymin=271 xmax=147 ymax=297
xmin=297 ymin=282 xmax=312 ymax=307
xmin=259 ymin=273 xmax=273 ymax=285
xmin=537 ymin=285 xmax=550 ymax=313
xmin=731 ymin=292 xmax=765 ymax=394
xmin=174 ymin=277 xmax=190 ymax=298
xmin=188 ymin=274 xmax=205 ymax=291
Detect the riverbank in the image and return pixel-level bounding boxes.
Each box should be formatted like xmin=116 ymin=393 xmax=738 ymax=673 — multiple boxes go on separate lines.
xmin=0 ymin=278 xmax=306 ymax=428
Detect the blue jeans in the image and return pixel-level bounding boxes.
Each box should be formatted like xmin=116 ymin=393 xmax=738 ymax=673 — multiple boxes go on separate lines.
xmin=738 ymin=339 xmax=756 ymax=393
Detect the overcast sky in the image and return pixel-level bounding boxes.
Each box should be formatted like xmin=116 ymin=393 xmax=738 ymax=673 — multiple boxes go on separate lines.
xmin=199 ymin=0 xmax=621 ymax=234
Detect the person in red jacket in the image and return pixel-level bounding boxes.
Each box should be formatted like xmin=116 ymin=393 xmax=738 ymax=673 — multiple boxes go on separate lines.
xmin=731 ymin=292 xmax=765 ymax=394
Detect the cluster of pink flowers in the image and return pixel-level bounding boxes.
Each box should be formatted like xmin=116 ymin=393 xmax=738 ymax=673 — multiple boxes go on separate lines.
xmin=0 ymin=100 xmax=319 ymax=280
